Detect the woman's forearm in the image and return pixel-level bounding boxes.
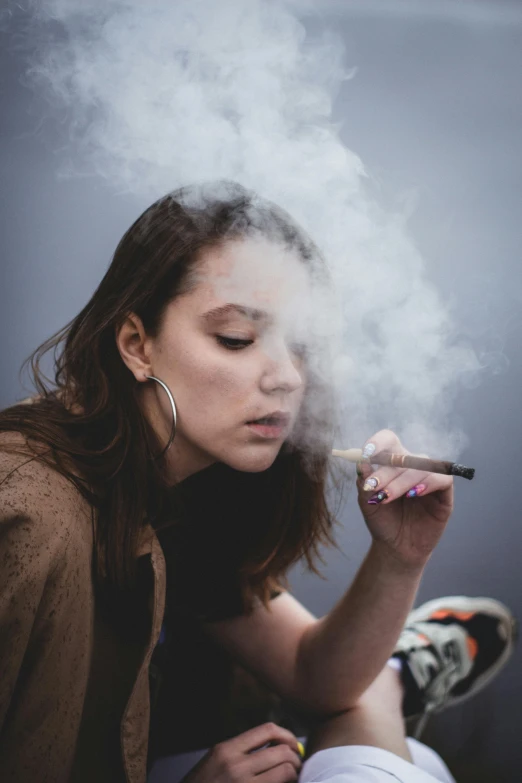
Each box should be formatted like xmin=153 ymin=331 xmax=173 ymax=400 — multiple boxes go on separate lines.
xmin=294 ymin=541 xmax=425 ymax=716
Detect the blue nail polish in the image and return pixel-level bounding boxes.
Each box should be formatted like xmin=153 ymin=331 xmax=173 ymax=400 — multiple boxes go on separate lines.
xmin=406 ymin=484 xmax=426 ymax=498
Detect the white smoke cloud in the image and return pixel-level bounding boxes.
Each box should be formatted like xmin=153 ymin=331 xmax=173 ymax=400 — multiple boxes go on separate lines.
xmin=16 ymin=0 xmax=485 ymax=457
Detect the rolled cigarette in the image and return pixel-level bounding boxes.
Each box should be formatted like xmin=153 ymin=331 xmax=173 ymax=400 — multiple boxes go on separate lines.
xmin=331 ymin=448 xmax=475 ymax=480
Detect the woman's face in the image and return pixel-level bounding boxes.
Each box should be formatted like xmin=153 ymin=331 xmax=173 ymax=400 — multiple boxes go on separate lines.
xmin=140 ymin=237 xmax=312 ymax=480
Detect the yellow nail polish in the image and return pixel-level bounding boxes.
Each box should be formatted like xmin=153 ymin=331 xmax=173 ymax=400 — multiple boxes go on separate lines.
xmin=297 ymin=741 xmax=305 ymax=758
xmin=363 ymin=476 xmax=379 ymax=492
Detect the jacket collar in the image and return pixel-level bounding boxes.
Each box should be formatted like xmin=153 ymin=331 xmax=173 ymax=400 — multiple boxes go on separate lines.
xmin=136 ymin=522 xmax=157 ymax=558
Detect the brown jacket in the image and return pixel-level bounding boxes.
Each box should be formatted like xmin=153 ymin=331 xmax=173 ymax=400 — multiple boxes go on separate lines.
xmin=0 ymin=433 xmax=166 ymax=782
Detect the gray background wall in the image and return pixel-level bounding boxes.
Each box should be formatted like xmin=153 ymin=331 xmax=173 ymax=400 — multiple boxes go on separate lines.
xmin=1 ymin=1 xmax=521 ymax=780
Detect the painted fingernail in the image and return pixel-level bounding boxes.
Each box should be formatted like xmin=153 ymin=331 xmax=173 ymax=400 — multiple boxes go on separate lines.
xmin=363 ymin=476 xmax=379 ymax=492
xmin=406 ymin=484 xmax=426 ymax=498
xmin=368 ymin=489 xmax=389 ymax=505
xmin=362 ymin=443 xmax=376 ymax=459
xmin=297 ymin=741 xmax=305 ymax=759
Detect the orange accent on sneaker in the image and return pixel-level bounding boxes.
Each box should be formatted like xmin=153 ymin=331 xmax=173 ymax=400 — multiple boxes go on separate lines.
xmin=466 ymin=636 xmax=478 ymax=660
xmin=430 ymin=609 xmax=475 ymax=621
xmin=417 ymin=633 xmax=431 ymax=645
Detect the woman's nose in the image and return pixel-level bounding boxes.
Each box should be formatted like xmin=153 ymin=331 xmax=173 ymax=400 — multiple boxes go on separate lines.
xmin=259 ymin=340 xmax=304 ymax=395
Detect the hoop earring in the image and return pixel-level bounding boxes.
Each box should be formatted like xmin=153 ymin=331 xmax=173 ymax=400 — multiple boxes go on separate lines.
xmin=145 ymin=375 xmax=177 ymax=453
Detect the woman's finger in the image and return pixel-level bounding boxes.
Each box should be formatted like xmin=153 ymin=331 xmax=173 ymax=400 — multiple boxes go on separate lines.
xmin=359 ymin=465 xmax=430 ymax=497
xmin=362 ymin=468 xmax=452 ymax=504
xmin=358 ymin=465 xmax=412 ymax=493
xmin=363 ymin=469 xmax=431 ymax=504
xmin=228 ymin=722 xmax=300 ymax=757
xmin=361 ymin=429 xmax=406 ymax=463
xmin=247 ymin=743 xmax=302 ymax=776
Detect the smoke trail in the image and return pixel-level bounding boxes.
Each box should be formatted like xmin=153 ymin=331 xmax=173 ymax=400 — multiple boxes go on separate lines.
xmin=12 ymin=0 xmax=484 ymax=456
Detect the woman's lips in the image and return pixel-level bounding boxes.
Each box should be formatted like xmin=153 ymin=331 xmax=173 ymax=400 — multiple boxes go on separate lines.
xmin=246 ymin=413 xmax=291 ymax=439
xmin=247 ymin=421 xmax=289 ymax=439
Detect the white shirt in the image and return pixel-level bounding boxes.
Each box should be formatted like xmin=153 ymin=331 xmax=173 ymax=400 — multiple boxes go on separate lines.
xmin=300 ymin=740 xmax=456 ymax=783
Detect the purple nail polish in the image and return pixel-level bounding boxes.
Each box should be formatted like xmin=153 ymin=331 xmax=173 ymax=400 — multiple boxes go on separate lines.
xmin=368 ymin=490 xmax=389 ymax=505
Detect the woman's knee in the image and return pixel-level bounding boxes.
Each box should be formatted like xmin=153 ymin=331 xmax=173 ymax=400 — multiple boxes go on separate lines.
xmin=356 ymin=663 xmax=404 ymax=714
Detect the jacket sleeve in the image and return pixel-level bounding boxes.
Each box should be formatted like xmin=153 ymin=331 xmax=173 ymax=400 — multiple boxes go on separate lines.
xmin=0 ymin=460 xmax=92 ymax=783
xmin=0 ymin=505 xmax=66 ymax=735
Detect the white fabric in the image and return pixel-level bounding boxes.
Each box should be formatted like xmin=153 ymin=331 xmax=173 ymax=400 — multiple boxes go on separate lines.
xmin=299 ymin=739 xmax=456 ymax=783
xmin=406 ymin=738 xmax=455 ymax=782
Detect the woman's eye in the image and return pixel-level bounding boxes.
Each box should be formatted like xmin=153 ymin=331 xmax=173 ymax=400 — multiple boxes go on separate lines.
xmin=290 ymin=342 xmax=307 ymax=359
xmin=216 ymin=335 xmax=254 ymax=350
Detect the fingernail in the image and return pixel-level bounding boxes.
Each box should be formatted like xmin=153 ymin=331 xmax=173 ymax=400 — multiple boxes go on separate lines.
xmin=362 ymin=443 xmax=376 ymax=459
xmin=406 ymin=484 xmax=426 ymax=498
xmin=368 ymin=489 xmax=389 ymax=505
xmin=363 ymin=476 xmax=379 ymax=492
xmin=297 ymin=741 xmax=305 ymax=759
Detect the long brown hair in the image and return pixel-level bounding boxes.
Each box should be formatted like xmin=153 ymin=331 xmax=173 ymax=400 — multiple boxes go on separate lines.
xmin=0 ymin=181 xmax=347 ymax=610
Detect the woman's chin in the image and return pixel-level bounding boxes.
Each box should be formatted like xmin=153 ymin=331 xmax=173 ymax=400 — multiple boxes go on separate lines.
xmin=226 ymin=446 xmax=281 ymax=473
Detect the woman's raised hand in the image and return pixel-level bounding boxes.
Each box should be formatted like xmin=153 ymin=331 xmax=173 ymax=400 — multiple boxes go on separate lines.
xmin=356 ymin=429 xmax=454 ymax=569
xmin=180 ymin=722 xmax=303 ymax=783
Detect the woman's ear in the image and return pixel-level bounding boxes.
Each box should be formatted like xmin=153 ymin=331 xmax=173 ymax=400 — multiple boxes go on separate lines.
xmin=115 ymin=313 xmax=153 ymax=382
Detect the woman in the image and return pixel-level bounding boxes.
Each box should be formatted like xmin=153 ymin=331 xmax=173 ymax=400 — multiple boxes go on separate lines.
xmin=0 ymin=181 xmax=514 ymax=782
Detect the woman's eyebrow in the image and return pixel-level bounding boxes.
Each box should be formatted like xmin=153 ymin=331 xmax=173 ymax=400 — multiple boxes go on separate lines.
xmin=201 ymin=303 xmax=269 ymax=323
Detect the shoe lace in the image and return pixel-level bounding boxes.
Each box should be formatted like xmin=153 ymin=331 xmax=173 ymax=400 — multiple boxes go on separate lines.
xmin=412 ymin=640 xmax=461 ymax=739
xmin=413 ymin=702 xmax=436 ymax=739
xmin=413 ymin=658 xmax=458 ymax=739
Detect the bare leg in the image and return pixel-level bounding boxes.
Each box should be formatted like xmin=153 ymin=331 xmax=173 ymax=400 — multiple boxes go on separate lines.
xmin=304 ymin=664 xmax=412 ymax=763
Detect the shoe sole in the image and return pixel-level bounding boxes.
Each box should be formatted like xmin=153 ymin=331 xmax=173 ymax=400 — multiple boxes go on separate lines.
xmin=407 ymin=595 xmax=517 ymax=712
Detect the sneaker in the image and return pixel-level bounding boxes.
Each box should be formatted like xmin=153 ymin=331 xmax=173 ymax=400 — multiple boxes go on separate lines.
xmin=392 ymin=596 xmax=517 ymax=738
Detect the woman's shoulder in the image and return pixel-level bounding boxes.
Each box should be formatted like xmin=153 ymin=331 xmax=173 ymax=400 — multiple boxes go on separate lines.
xmin=0 ymin=430 xmax=93 ymax=551
xmin=0 ymin=430 xmax=70 ymax=487
xmin=0 ymin=429 xmax=43 ymax=473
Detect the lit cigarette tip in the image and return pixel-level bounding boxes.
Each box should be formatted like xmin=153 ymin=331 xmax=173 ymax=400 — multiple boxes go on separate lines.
xmin=451 ymin=464 xmax=475 ymax=480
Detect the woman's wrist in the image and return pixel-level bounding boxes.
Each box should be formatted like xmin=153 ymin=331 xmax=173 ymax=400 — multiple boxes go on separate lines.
xmin=368 ymin=538 xmax=428 ymax=578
